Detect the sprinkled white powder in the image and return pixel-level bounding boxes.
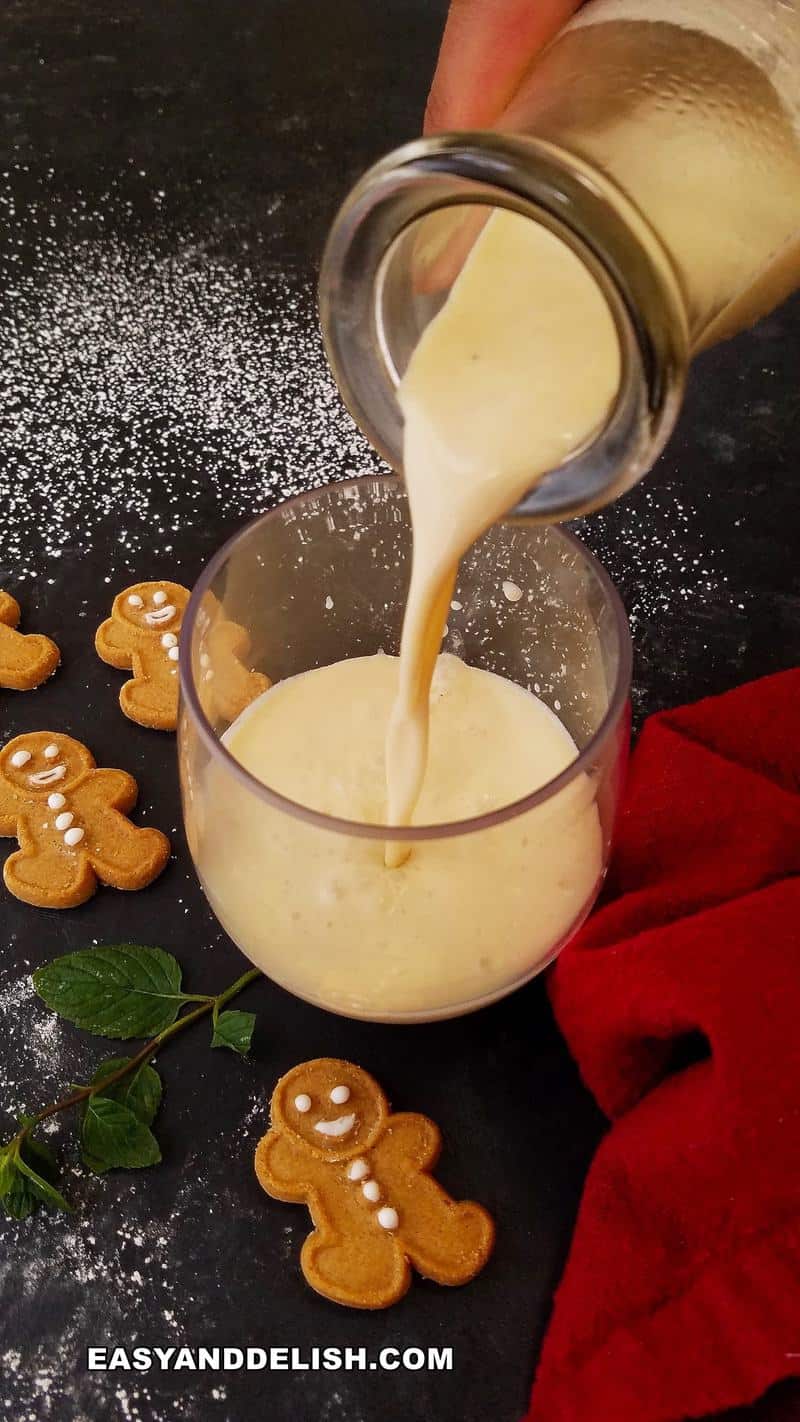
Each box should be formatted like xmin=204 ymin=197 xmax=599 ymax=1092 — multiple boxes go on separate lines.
xmin=0 ymin=970 xmax=65 ymax=1109
xmin=577 ymin=485 xmax=730 ymax=629
xmin=0 ymin=174 xmax=384 ymax=580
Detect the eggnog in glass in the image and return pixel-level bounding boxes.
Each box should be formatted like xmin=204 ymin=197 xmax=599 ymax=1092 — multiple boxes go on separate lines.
xmin=179 ymin=475 xmax=630 ymax=1023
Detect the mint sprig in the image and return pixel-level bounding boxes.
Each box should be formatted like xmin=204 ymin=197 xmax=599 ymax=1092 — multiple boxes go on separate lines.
xmin=0 ymin=945 xmax=261 ymax=1220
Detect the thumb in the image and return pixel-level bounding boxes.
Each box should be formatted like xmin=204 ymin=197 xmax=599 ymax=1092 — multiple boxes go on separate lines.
xmin=424 ymin=0 xmax=584 ymax=134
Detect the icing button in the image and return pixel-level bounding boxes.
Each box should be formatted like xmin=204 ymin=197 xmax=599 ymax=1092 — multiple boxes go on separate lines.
xmin=55 ymin=811 xmax=74 ymax=831
xmin=63 ymin=826 xmax=85 ymax=847
xmin=347 ymin=1158 xmax=369 ymax=1182
xmin=48 ymin=792 xmax=66 ymax=810
xmin=377 ymin=1207 xmax=399 ymax=1231
xmin=362 ymin=1180 xmax=380 ymax=1203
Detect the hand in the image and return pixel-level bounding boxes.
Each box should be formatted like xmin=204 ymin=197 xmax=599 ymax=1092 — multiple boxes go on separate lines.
xmin=424 ymin=0 xmax=584 ymax=133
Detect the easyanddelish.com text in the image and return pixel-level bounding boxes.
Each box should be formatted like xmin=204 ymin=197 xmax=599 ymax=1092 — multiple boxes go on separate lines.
xmin=86 ymin=1345 xmax=454 ymax=1374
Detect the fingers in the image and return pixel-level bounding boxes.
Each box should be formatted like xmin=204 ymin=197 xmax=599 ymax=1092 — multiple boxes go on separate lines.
xmin=424 ymin=0 xmax=584 ymax=134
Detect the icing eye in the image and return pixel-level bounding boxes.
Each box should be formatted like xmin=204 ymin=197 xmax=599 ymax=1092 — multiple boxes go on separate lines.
xmin=294 ymin=1093 xmax=312 ymax=1114
xmin=330 ymin=1085 xmax=350 ymax=1105
xmin=127 ymin=594 xmax=144 ymax=609
xmin=10 ymin=749 xmax=31 ymax=768
xmin=152 ymin=590 xmax=168 ymax=607
xmin=43 ymin=743 xmax=59 ymax=760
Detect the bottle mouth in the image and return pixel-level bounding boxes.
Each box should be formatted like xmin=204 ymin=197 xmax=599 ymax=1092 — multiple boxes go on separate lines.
xmin=319 ymin=132 xmax=689 ymax=521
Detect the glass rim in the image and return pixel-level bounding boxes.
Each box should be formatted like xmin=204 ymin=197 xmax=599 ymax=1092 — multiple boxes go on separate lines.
xmin=179 ymin=474 xmax=632 ymax=842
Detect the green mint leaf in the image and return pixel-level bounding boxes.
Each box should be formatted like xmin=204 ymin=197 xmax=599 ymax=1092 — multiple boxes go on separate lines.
xmin=2 ymin=1168 xmax=38 ymax=1220
xmin=90 ymin=1059 xmax=162 ymax=1127
xmin=81 ymin=1096 xmax=161 ymax=1174
xmin=0 ymin=1130 xmax=70 ymax=1218
xmin=211 ymin=1009 xmax=256 ymax=1056
xmin=0 ymin=1145 xmax=18 ymax=1198
xmin=15 ymin=1154 xmax=71 ymax=1213
xmin=34 ymin=945 xmax=183 ymax=1039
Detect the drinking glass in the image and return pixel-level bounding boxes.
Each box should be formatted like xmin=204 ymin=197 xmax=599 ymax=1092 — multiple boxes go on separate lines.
xmin=179 ymin=475 xmax=631 ymax=1023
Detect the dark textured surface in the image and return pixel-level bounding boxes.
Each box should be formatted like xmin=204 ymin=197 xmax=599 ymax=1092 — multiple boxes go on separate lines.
xmin=1 ymin=4 xmax=799 ymax=1421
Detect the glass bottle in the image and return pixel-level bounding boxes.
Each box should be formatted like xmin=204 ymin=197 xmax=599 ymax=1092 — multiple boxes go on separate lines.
xmin=319 ymin=0 xmax=800 ymax=519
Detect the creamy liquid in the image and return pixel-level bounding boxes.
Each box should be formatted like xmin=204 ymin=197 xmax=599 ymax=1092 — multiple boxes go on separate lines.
xmin=205 ymin=654 xmax=602 ymax=1019
xmin=203 ymin=209 xmax=619 ymax=1018
xmin=384 ymin=209 xmax=621 ymax=863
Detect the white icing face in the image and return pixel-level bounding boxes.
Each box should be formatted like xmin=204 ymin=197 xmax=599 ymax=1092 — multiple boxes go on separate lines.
xmin=3 ymin=736 xmax=93 ymax=795
xmin=313 ymin=1112 xmax=357 ymax=1139
xmin=145 ymin=604 xmax=176 ymax=627
xmin=28 ymin=764 xmax=67 ymax=787
xmin=330 ymin=1085 xmax=350 ymax=1105
xmin=294 ymin=1094 xmax=311 ymax=1114
xmin=121 ymin=585 xmax=187 ymax=635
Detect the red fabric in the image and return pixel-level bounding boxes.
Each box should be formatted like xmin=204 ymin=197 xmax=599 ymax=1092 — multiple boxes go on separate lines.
xmin=528 ymin=669 xmax=800 ymax=1422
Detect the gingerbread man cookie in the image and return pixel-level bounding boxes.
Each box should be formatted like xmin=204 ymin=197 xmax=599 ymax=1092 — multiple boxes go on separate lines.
xmin=255 ymin=1059 xmax=494 ymax=1309
xmin=0 ymin=590 xmax=60 ymax=691
xmin=95 ymin=581 xmax=190 ymax=731
xmin=194 ymin=591 xmax=271 ymax=727
xmin=0 ymin=732 xmax=170 ymax=908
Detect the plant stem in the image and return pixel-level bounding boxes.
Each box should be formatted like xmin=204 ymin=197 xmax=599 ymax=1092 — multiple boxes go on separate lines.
xmin=15 ymin=967 xmax=262 ymax=1142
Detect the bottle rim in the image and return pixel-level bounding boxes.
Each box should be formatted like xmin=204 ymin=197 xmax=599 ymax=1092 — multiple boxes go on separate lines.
xmin=319 ymin=132 xmax=690 ymax=520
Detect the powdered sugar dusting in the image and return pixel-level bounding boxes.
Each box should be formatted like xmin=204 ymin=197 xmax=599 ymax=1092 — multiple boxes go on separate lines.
xmin=578 ymin=484 xmax=731 ymax=629
xmin=0 ymin=968 xmax=67 ymax=1114
xmin=0 ymin=168 xmax=383 ymax=581
xmin=576 ymin=478 xmax=745 ymax=719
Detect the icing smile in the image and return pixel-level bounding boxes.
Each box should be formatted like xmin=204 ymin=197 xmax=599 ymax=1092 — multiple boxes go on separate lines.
xmin=144 ymin=606 xmax=176 ymax=627
xmin=314 ymin=1112 xmax=357 ymax=1138
xmin=28 ymin=764 xmax=67 ymax=786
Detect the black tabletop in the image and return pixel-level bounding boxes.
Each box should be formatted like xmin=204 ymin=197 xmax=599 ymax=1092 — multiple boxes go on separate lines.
xmin=1 ymin=4 xmax=799 ymax=1422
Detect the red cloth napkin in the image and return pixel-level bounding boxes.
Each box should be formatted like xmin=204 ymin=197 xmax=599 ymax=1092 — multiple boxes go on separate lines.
xmin=528 ymin=668 xmax=800 ymax=1422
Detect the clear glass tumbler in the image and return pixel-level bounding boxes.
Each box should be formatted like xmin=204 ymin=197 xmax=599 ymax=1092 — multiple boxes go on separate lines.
xmin=178 ymin=476 xmax=631 ymax=1023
